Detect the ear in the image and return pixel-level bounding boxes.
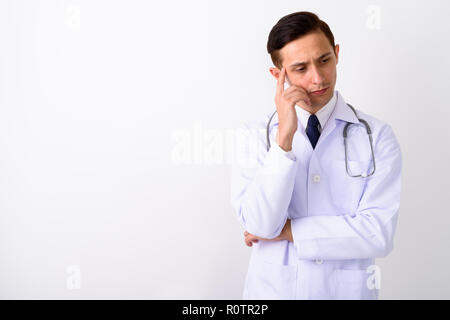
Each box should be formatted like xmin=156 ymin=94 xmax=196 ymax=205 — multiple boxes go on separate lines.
xmin=334 ymin=44 xmax=340 ymax=65
xmin=269 ymin=67 xmax=281 ymax=80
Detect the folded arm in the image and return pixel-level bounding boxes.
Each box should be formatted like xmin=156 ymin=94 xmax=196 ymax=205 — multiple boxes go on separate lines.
xmin=230 ymin=124 xmax=298 ymax=239
xmin=290 ymin=125 xmax=402 ymax=260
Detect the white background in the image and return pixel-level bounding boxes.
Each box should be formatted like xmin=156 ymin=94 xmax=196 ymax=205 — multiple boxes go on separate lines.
xmin=1 ymin=0 xmax=449 ymax=299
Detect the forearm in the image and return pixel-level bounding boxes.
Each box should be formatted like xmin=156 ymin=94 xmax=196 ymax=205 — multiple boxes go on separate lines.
xmin=290 ymin=208 xmax=399 ymax=260
xmin=236 ymin=147 xmax=298 ymax=238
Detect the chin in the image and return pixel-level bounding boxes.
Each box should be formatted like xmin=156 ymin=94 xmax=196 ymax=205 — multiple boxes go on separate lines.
xmin=318 ymin=90 xmax=333 ymax=101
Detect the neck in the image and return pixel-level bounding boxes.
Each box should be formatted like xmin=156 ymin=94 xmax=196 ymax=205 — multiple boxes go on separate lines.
xmin=305 ymin=93 xmax=334 ymax=114
xmin=301 ymin=105 xmax=324 ymax=115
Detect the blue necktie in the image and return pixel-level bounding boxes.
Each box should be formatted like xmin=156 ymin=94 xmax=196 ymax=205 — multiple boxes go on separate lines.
xmin=306 ymin=114 xmax=320 ymax=149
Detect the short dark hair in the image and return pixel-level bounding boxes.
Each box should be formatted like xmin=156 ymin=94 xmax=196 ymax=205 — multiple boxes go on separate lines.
xmin=267 ymin=11 xmax=336 ymax=68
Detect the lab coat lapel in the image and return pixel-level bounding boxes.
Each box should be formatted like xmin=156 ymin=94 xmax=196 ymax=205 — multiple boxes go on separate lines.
xmin=314 ymin=91 xmax=359 ymax=150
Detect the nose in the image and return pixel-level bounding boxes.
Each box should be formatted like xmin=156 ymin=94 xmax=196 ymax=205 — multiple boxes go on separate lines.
xmin=310 ymin=65 xmax=324 ymax=85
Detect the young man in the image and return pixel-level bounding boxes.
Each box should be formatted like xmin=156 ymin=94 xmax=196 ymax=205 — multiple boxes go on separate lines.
xmin=230 ymin=11 xmax=402 ymax=299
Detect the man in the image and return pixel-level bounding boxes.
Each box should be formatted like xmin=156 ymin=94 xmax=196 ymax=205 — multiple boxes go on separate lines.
xmin=230 ymin=11 xmax=402 ymax=299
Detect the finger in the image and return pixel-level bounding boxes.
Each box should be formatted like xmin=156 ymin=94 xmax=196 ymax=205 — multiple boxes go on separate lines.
xmin=296 ymin=97 xmax=312 ymax=107
xmin=276 ymin=67 xmax=286 ymax=95
xmin=246 ymin=235 xmax=259 ymax=244
xmin=283 ymin=94 xmax=311 ymax=107
xmin=284 ymin=91 xmax=311 ymax=106
xmin=284 ymin=84 xmax=309 ymax=97
xmin=245 ymin=232 xmax=257 ymax=240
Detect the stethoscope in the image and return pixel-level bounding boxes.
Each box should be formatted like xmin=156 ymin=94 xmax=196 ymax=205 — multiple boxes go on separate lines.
xmin=266 ymin=103 xmax=376 ymax=178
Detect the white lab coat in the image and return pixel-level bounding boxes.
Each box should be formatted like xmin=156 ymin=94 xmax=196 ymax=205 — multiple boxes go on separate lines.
xmin=230 ymin=90 xmax=402 ymax=300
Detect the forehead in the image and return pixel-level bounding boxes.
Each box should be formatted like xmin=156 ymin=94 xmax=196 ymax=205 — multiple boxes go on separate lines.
xmin=280 ymin=31 xmax=333 ymax=64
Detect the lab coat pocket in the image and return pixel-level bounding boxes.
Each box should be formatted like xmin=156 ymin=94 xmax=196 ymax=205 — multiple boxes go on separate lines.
xmin=327 ymin=160 xmax=369 ymax=211
xmin=245 ymin=259 xmax=297 ymax=300
xmin=333 ymin=269 xmax=377 ymax=300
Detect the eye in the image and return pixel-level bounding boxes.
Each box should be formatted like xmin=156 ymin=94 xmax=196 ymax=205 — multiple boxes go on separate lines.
xmin=296 ymin=58 xmax=330 ymax=72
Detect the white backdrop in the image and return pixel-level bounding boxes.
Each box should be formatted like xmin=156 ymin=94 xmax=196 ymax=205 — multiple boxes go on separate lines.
xmin=1 ymin=0 xmax=449 ymax=299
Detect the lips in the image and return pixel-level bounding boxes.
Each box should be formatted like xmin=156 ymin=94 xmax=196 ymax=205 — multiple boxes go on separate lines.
xmin=311 ymin=87 xmax=328 ymax=95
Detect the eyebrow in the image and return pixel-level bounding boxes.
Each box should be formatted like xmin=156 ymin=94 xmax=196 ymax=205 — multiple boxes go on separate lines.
xmin=289 ymin=52 xmax=333 ymax=68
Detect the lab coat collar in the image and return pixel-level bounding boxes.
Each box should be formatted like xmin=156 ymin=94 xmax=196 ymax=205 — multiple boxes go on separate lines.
xmin=332 ymin=90 xmax=359 ymax=124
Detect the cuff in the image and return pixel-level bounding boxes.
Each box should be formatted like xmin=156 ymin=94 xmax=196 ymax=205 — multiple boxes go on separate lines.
xmin=272 ymin=142 xmax=297 ymax=161
xmin=291 ymin=218 xmax=319 ymax=259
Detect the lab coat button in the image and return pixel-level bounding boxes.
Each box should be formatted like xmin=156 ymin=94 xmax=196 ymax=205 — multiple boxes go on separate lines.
xmin=315 ymin=259 xmax=323 ymax=265
xmin=313 ymin=175 xmax=321 ymax=183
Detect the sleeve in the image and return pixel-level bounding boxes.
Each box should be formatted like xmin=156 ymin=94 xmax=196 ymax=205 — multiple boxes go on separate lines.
xmin=283 ymin=149 xmax=297 ymax=161
xmin=290 ymin=124 xmax=402 ymax=260
xmin=230 ymin=123 xmax=299 ymax=239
